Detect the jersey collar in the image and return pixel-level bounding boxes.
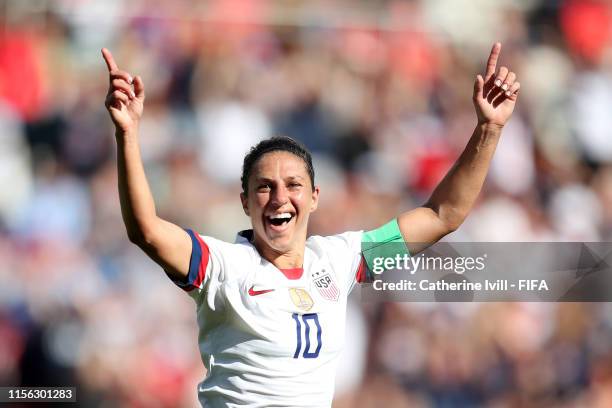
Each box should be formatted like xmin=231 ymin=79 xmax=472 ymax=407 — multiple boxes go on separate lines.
xmin=235 ymin=229 xmax=254 ymax=243
xmin=235 ymin=229 xmax=310 ymax=279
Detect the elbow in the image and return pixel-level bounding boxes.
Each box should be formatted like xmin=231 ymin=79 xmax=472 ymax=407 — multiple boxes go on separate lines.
xmin=427 ymin=203 xmax=465 ymax=235
xmin=127 ymin=229 xmax=144 ymax=245
xmin=126 ymin=224 xmax=157 ymax=248
xmin=441 ymin=211 xmax=466 ymax=234
xmin=126 ymin=229 xmax=149 ymax=249
xmin=443 ymin=219 xmax=462 ymax=234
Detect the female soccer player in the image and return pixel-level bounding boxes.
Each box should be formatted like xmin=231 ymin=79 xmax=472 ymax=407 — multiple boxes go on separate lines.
xmin=102 ymin=42 xmax=519 ymax=407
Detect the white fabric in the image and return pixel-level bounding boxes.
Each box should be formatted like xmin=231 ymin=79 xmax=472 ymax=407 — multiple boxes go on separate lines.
xmin=187 ymin=230 xmax=363 ymax=408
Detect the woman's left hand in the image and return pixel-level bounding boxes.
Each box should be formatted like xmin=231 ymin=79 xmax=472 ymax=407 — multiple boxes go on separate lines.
xmin=473 ymin=42 xmax=520 ymax=128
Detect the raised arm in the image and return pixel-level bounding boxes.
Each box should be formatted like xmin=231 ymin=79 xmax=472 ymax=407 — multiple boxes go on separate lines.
xmin=398 ymin=43 xmax=520 ymax=252
xmin=102 ymin=48 xmax=192 ymax=281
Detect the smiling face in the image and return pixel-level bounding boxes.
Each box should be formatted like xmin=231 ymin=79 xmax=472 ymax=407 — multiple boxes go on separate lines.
xmin=240 ymin=151 xmax=319 ymax=263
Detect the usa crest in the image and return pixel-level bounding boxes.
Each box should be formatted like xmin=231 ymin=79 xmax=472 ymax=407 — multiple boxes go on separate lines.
xmin=312 ymin=269 xmax=339 ymax=301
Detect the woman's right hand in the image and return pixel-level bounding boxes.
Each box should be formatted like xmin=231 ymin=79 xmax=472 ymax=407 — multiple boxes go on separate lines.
xmin=102 ymin=48 xmax=145 ymax=133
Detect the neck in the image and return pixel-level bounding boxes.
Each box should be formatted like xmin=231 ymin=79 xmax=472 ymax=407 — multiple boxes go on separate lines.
xmin=252 ymin=236 xmax=305 ymax=269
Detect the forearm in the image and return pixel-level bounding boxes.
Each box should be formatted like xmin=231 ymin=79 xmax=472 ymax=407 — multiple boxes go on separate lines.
xmin=398 ymin=43 xmax=517 ymax=246
xmin=425 ymin=123 xmax=502 ymax=230
xmin=115 ymin=128 xmax=160 ymax=243
xmin=103 ymin=50 xmax=191 ymax=279
xmin=115 ymin=128 xmax=191 ymax=278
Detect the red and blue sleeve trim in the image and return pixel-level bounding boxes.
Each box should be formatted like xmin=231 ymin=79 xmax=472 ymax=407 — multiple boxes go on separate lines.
xmin=356 ymin=255 xmax=372 ymax=283
xmin=175 ymin=229 xmax=210 ymax=292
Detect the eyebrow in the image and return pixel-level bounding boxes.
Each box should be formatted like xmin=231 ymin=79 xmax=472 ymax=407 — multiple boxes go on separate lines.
xmin=255 ymin=176 xmax=305 ymax=182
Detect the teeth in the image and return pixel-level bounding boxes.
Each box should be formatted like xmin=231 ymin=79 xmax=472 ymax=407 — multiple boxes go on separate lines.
xmin=269 ymin=213 xmax=292 ymax=220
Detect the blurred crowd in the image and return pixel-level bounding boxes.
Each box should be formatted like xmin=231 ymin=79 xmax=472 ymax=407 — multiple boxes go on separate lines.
xmin=1 ymin=0 xmax=612 ymax=406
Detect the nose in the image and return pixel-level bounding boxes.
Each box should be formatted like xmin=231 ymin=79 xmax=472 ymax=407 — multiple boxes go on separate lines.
xmin=270 ymin=185 xmax=289 ymax=206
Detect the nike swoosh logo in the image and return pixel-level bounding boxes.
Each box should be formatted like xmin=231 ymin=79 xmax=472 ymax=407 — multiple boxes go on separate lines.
xmin=248 ymin=286 xmax=275 ymax=296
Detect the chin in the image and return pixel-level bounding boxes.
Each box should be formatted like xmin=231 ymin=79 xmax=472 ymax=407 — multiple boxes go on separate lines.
xmin=260 ymin=229 xmax=303 ymax=255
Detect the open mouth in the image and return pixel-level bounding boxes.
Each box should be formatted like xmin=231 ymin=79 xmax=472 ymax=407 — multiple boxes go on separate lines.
xmin=266 ymin=212 xmax=295 ymax=230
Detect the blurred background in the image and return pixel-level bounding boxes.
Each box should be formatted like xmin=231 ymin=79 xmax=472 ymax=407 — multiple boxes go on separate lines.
xmin=1 ymin=0 xmax=612 ymax=406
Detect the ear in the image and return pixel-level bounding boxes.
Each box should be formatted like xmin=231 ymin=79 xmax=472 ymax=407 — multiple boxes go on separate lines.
xmin=310 ymin=186 xmax=320 ymax=212
xmin=240 ymin=192 xmax=250 ymax=216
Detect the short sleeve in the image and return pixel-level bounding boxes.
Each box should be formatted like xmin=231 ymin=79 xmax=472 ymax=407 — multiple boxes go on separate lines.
xmin=316 ymin=220 xmax=411 ymax=294
xmin=171 ymin=229 xmax=212 ymax=292
xmin=170 ymin=229 xmax=230 ymax=307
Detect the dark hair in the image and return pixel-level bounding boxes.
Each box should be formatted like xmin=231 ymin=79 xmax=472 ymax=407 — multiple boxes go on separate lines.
xmin=241 ymin=136 xmax=315 ymax=194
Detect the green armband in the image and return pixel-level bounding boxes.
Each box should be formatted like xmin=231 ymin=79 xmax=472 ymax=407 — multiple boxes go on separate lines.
xmin=361 ymin=219 xmax=410 ymax=275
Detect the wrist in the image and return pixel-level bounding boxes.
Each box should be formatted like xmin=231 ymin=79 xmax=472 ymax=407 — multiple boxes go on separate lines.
xmin=115 ymin=126 xmax=139 ymax=141
xmin=477 ymin=121 xmax=504 ymax=132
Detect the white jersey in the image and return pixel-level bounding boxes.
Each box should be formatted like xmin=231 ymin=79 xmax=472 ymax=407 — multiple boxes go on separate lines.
xmin=173 ymin=229 xmax=369 ymax=408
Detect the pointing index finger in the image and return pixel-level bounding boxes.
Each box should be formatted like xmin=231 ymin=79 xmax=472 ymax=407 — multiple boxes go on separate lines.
xmin=101 ymin=48 xmax=118 ymax=72
xmin=485 ymin=42 xmax=501 ymax=80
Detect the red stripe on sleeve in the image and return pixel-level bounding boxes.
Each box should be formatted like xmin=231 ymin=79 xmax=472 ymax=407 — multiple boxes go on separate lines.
xmin=356 ymin=255 xmax=368 ymax=283
xmin=192 ymin=233 xmax=210 ymax=289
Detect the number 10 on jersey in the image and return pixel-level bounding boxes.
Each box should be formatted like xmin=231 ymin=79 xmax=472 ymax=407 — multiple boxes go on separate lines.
xmin=292 ymin=313 xmax=322 ymax=358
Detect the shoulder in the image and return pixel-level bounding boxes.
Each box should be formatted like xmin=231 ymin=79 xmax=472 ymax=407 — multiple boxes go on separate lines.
xmin=307 ymin=230 xmax=363 ymax=255
xmin=194 ymin=232 xmax=259 ymax=263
